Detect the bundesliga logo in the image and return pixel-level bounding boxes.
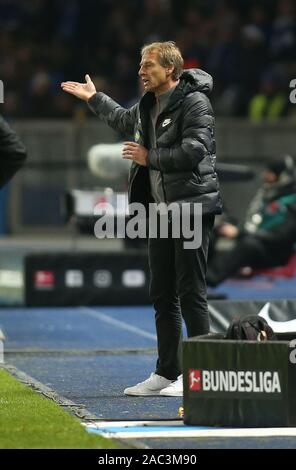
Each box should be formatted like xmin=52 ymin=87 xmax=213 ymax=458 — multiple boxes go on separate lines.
xmin=189 ymin=369 xmax=282 ymax=394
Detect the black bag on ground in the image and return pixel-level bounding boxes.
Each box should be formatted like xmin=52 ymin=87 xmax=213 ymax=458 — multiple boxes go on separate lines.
xmin=225 ymin=314 xmax=277 ymax=341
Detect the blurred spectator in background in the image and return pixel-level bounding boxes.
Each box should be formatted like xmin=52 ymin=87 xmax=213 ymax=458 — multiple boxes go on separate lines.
xmin=235 ymin=23 xmax=268 ymax=116
xmin=207 ymin=156 xmax=296 ymax=287
xmin=269 ymin=0 xmax=296 ymax=63
xmin=248 ymin=68 xmax=289 ymax=121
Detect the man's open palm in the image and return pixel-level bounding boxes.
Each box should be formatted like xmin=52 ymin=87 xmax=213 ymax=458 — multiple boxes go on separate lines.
xmin=61 ymin=75 xmax=97 ymax=101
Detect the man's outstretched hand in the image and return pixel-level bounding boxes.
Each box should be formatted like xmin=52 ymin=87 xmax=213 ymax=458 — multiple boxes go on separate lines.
xmin=61 ymin=75 xmax=97 ymax=101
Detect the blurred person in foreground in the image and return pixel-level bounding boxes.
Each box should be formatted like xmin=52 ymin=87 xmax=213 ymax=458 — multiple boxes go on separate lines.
xmin=61 ymin=41 xmax=222 ymax=397
xmin=0 ymin=114 xmax=27 ymax=190
xmin=207 ymin=156 xmax=296 ymax=287
xmin=0 ymin=114 xmax=27 ymax=340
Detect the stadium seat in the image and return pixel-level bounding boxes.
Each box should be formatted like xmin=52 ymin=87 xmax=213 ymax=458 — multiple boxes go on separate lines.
xmin=249 ymin=253 xmax=296 ymax=278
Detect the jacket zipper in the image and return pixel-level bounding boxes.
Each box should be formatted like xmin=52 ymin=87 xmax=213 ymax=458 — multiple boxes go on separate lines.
xmin=159 ymin=155 xmax=168 ymax=205
xmin=128 ymin=164 xmax=140 ymax=202
xmin=129 ymin=109 xmax=147 ymax=202
xmin=155 ymin=111 xmax=169 ymax=205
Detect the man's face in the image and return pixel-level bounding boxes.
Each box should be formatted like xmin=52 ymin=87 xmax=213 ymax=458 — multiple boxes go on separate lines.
xmin=139 ymin=51 xmax=172 ymax=95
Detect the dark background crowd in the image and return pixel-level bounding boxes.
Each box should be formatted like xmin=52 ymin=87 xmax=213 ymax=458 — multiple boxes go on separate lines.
xmin=1 ymin=0 xmax=296 ymax=119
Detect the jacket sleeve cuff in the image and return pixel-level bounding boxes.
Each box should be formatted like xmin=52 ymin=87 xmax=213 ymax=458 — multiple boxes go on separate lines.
xmin=87 ymin=92 xmax=105 ymax=114
xmin=148 ymin=149 xmax=161 ymax=170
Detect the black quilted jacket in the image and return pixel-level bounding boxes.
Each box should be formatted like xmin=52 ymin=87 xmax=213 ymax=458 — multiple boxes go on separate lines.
xmin=0 ymin=115 xmax=27 ymax=189
xmin=88 ymin=69 xmax=222 ymax=215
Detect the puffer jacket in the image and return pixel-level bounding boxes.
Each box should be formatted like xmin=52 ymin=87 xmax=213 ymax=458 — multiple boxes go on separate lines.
xmin=0 ymin=115 xmax=27 ymax=188
xmin=88 ymin=69 xmax=222 ymax=215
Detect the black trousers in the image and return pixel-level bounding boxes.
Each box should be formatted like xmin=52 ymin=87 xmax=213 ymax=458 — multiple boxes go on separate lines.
xmin=148 ymin=214 xmax=215 ymax=380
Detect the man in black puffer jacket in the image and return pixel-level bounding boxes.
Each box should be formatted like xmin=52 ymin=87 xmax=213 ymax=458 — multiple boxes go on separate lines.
xmin=62 ymin=41 xmax=222 ymax=397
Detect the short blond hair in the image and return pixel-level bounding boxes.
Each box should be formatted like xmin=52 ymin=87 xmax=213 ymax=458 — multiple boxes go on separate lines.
xmin=141 ymin=41 xmax=184 ymax=81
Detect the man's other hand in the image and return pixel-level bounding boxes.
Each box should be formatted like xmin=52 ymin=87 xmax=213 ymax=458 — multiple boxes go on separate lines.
xmin=122 ymin=142 xmax=149 ymax=167
xmin=61 ymin=75 xmax=97 ymax=101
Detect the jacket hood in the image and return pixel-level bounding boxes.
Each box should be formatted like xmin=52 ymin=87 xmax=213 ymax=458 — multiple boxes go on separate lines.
xmin=139 ymin=68 xmax=213 ymax=114
xmin=180 ymin=69 xmax=213 ymax=96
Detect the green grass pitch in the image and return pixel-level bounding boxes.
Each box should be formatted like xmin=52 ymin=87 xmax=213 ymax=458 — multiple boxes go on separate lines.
xmin=0 ymin=369 xmax=118 ymax=449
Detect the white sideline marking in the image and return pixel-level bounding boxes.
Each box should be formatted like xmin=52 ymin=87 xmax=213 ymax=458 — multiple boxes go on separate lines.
xmin=79 ymin=307 xmax=157 ymax=342
xmin=83 ymin=421 xmax=296 ymax=439
xmin=84 ymin=421 xmax=183 ymax=428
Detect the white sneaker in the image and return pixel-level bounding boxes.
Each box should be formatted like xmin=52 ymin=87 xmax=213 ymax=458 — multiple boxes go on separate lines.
xmin=159 ymin=375 xmax=183 ymax=397
xmin=124 ymin=373 xmax=172 ymax=396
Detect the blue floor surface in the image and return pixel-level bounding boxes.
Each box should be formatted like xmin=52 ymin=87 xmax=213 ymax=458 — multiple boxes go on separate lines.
xmin=0 ymin=307 xmax=157 ymax=350
xmin=1 ymin=306 xmax=182 ymax=420
xmin=7 ymin=354 xmax=182 ymax=420
xmin=1 ymin=304 xmax=296 ymax=448
xmin=211 ymin=275 xmax=296 ymax=300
